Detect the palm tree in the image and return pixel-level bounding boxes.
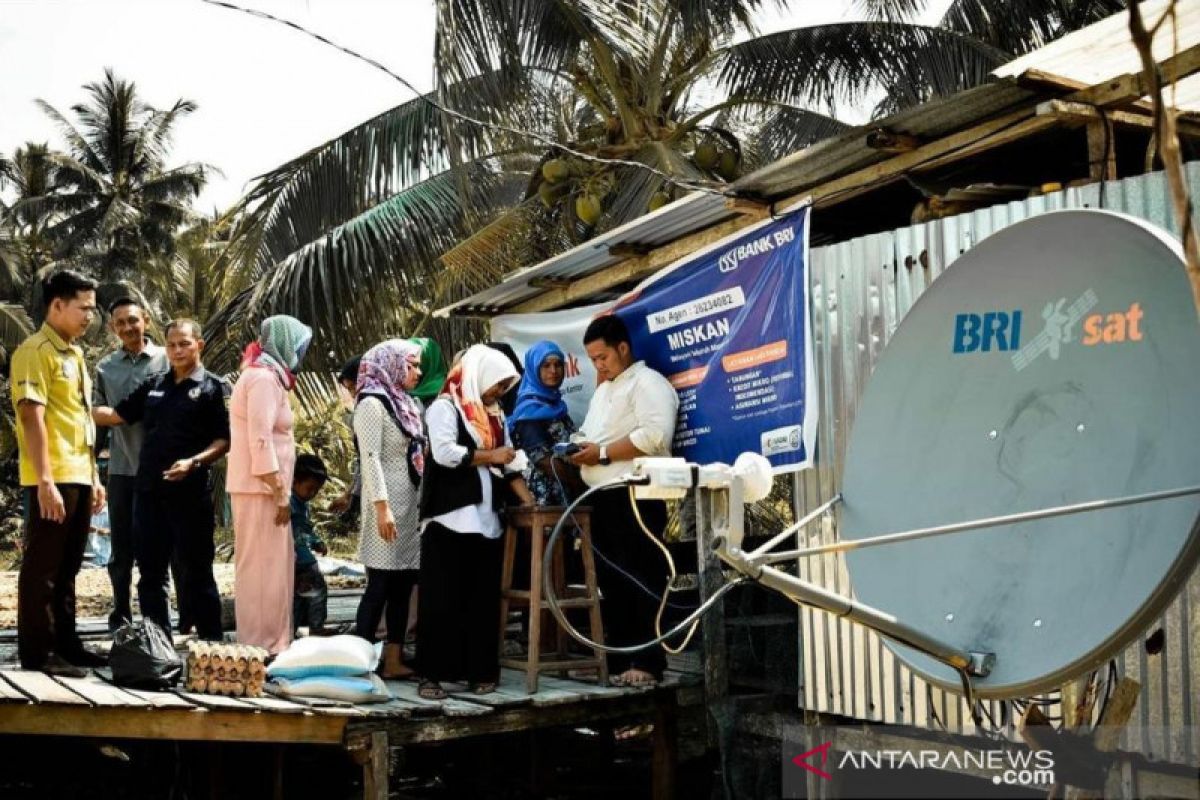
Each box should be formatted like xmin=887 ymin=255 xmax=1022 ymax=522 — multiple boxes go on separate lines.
xmin=11 ymin=69 xmax=213 ymax=310
xmin=0 ymin=144 xmax=58 ymax=305
xmin=210 ymin=0 xmax=1123 ymax=372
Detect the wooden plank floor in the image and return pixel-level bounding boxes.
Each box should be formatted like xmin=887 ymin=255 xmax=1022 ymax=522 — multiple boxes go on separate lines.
xmin=0 ymin=585 xmax=700 ymax=749
xmin=0 ymin=664 xmax=699 ymax=746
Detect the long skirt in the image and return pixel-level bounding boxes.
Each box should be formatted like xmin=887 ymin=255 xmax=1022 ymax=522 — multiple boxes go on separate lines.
xmin=416 ymin=522 xmax=503 ymax=684
xmin=231 ymin=493 xmax=295 ymax=654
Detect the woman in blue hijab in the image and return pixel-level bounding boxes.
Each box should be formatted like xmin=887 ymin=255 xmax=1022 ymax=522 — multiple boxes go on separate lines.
xmin=508 ymin=340 xmax=583 ymax=505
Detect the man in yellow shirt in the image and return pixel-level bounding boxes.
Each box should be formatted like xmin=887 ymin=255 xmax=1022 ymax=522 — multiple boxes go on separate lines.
xmin=10 ymin=270 xmax=107 ymax=676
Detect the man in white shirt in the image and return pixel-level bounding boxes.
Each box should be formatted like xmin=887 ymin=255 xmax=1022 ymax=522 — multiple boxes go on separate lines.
xmin=570 ymin=315 xmax=679 ymax=687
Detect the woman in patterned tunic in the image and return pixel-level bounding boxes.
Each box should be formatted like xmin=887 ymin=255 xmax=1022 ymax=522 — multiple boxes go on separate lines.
xmin=352 ymin=339 xmax=426 ymax=679
xmin=509 ymin=340 xmax=585 ymax=505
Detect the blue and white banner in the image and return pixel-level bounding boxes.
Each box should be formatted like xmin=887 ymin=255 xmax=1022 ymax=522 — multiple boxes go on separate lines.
xmin=491 ymin=204 xmax=816 ymax=473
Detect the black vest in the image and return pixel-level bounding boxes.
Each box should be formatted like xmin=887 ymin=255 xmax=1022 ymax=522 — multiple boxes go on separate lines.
xmin=418 ymin=400 xmax=508 ymax=520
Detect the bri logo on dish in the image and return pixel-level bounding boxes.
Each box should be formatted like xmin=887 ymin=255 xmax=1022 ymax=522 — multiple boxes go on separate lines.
xmin=952 ymin=292 xmax=1144 ymax=366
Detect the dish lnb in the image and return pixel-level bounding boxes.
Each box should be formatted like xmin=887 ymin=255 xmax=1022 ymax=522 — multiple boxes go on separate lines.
xmin=627 ymin=452 xmax=774 ymax=504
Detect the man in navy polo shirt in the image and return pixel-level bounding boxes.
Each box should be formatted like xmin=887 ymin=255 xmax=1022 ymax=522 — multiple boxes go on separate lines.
xmin=93 ymin=318 xmax=230 ymax=640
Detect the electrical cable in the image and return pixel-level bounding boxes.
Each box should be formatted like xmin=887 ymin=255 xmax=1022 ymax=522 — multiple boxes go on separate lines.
xmin=540 ymin=476 xmax=748 ymax=654
xmin=549 ymin=456 xmax=695 ymax=610
xmin=627 ymin=484 xmax=702 ymax=654
xmin=200 ymin=0 xmax=730 ymax=197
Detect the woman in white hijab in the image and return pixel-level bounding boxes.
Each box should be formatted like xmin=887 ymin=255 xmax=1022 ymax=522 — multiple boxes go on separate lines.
xmin=415 ymin=345 xmax=533 ymax=699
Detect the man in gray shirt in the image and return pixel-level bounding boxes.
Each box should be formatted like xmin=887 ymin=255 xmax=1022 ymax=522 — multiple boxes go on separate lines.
xmin=93 ymin=298 xmax=166 ymax=631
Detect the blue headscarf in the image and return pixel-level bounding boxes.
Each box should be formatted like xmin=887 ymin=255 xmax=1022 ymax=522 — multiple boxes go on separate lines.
xmin=508 ymin=340 xmax=571 ymax=429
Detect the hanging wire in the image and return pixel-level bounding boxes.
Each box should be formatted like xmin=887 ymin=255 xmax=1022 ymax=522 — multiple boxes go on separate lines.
xmin=539 ymin=477 xmax=748 ymax=654
xmin=199 ymin=0 xmax=731 ymax=197
xmin=549 ymin=458 xmax=696 ymax=610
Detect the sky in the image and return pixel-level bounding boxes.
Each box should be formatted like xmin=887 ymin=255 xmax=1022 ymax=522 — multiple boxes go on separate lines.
xmin=0 ymin=0 xmax=953 ymax=211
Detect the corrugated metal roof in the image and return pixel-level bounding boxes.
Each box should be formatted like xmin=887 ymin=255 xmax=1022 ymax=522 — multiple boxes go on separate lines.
xmin=730 ymin=81 xmax=1038 ymax=199
xmin=434 ymin=190 xmax=735 ymax=316
xmin=994 ymin=0 xmax=1200 ymax=114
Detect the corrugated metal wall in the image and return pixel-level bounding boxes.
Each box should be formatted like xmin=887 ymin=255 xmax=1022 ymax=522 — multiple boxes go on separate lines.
xmin=794 ymin=166 xmax=1200 ymax=766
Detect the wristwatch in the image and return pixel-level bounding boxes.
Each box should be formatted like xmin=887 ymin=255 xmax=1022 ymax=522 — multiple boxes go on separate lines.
xmin=189 ymin=457 xmax=202 ymax=472
xmin=599 ymin=445 xmax=611 ymax=466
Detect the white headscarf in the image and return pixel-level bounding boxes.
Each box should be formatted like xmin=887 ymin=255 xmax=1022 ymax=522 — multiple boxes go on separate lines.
xmin=441 ymin=344 xmax=519 ymax=448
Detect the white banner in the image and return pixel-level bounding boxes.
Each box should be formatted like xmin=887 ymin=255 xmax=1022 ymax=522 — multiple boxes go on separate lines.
xmin=490 ymin=302 xmax=609 ymax=425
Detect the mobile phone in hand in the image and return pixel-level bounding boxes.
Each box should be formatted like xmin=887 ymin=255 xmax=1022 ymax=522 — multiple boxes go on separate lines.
xmin=553 ymin=442 xmax=582 ymax=458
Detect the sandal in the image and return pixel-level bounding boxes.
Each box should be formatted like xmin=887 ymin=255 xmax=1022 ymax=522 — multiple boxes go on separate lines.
xmin=612 ymin=668 xmax=658 ymax=688
xmin=470 ymin=681 xmax=497 ymax=695
xmin=418 ymin=679 xmax=447 ymax=700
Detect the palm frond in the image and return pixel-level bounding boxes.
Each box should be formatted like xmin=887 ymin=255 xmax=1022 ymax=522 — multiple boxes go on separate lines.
xmin=436 ymin=0 xmax=581 ymax=87
xmin=34 ymin=100 xmax=105 ymax=174
xmin=224 ymin=68 xmax=556 ymax=281
xmin=0 ymin=303 xmax=34 ymax=363
xmin=667 ymin=0 xmax=769 ymax=38
xmin=212 ymin=161 xmax=521 ymax=374
xmin=741 ymin=104 xmax=853 ymax=162
xmin=140 ymin=163 xmax=213 ymax=202
xmin=0 ymin=154 xmax=15 ymax=192
xmin=852 ymin=0 xmax=927 ymax=23
xmin=940 ymin=0 xmax=1125 ymax=54
xmin=717 ymin=22 xmax=1011 ymax=115
xmin=439 ymin=196 xmax=576 ymax=297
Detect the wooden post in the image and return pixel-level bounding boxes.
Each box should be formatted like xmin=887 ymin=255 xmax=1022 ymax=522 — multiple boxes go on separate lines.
xmin=1086 ymin=118 xmax=1118 ymax=183
xmin=652 ymin=696 xmax=679 ymax=800
xmin=694 ymin=488 xmax=730 ymax=745
xmin=1083 ymin=678 xmax=1142 ymax=800
xmin=348 ymin=731 xmax=390 ymax=800
xmin=527 ymin=512 xmax=545 ymax=694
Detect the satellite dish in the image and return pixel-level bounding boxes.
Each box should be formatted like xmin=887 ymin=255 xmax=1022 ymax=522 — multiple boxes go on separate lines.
xmin=840 ymin=209 xmax=1200 ymax=698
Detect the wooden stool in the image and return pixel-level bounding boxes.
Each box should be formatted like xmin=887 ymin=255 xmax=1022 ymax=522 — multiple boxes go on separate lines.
xmin=498 ymin=505 xmax=608 ymax=693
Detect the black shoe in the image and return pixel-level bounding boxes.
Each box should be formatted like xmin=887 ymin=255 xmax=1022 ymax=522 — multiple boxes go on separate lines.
xmin=61 ymin=647 xmax=107 ymax=668
xmin=108 ymin=614 xmax=131 ymax=634
xmin=40 ymin=654 xmax=88 ymax=678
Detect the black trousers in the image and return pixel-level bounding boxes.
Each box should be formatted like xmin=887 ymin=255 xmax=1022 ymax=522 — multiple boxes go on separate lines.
xmin=416 ymin=522 xmax=503 ymax=684
xmin=589 ymin=492 xmax=669 ymax=678
xmin=108 ymin=475 xmax=192 ymax=633
xmin=355 ymin=567 xmax=418 ymax=644
xmin=105 ymin=475 xmax=136 ymax=629
xmin=18 ymin=484 xmax=92 ymax=668
xmin=134 ymin=480 xmax=222 ymax=640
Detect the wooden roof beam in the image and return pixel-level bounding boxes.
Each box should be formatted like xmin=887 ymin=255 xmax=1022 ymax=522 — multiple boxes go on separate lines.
xmin=1063 ymin=42 xmax=1200 ymax=108
xmin=1037 ymin=98 xmax=1200 ymax=137
xmin=798 ymin=108 xmax=1051 ymax=208
xmin=511 ymin=209 xmax=771 ymax=314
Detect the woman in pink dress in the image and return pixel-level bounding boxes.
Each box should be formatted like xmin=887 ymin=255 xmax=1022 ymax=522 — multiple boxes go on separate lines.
xmin=227 ymin=315 xmax=313 ymax=654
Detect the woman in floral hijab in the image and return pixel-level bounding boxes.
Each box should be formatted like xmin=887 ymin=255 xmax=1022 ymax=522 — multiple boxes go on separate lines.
xmin=353 ymin=339 xmax=427 ymax=678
